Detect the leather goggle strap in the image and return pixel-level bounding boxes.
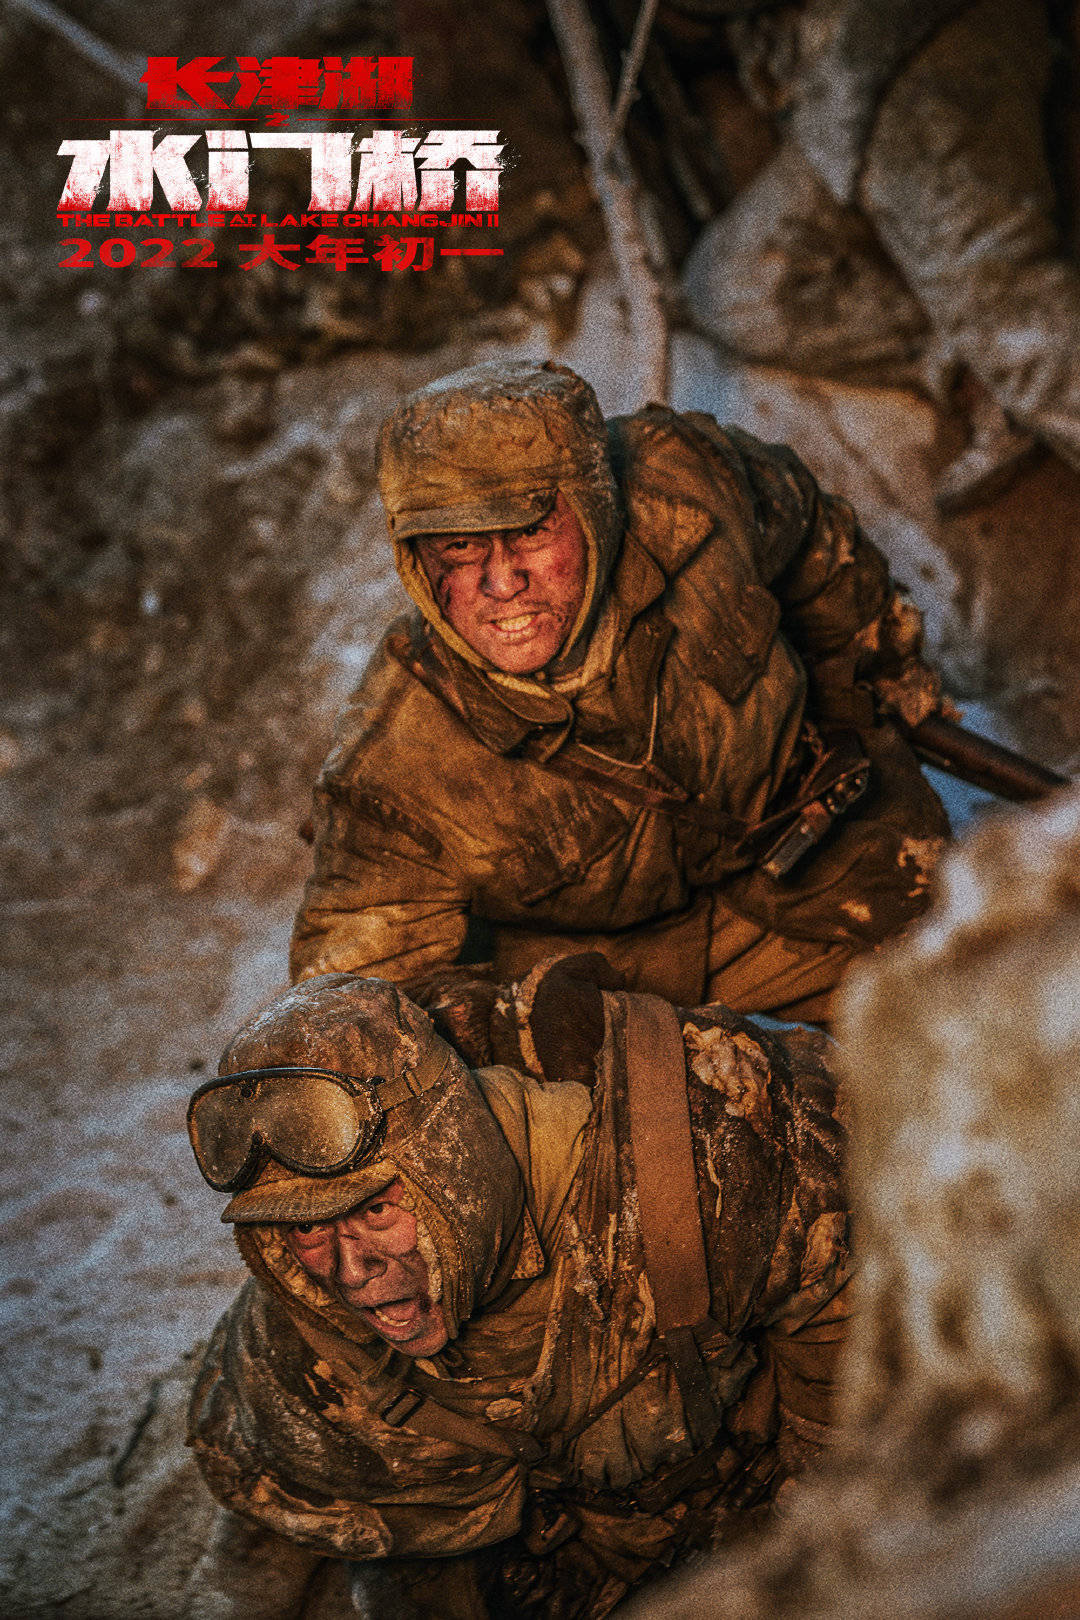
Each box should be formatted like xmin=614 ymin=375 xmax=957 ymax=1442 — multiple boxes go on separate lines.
xmin=204 ymin=1036 xmax=453 ymax=1111
xmin=373 ymin=1035 xmax=453 ymax=1108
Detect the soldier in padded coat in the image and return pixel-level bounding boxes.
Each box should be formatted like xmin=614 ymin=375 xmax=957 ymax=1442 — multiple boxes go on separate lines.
xmin=290 ymin=360 xmax=948 ymax=1021
xmin=187 ymin=965 xmax=852 ymax=1619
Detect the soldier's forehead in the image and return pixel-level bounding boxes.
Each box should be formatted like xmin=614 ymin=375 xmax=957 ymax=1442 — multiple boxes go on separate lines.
xmin=415 ymin=518 xmax=546 ymax=545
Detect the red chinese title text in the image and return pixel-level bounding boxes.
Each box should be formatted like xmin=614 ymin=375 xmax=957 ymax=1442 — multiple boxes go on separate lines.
xmin=141 ymin=56 xmax=413 ymax=113
xmin=57 ymin=130 xmax=503 ymax=213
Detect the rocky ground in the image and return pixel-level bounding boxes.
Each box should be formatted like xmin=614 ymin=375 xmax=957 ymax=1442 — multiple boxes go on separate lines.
xmin=2 ymin=2 xmax=1079 ymax=1615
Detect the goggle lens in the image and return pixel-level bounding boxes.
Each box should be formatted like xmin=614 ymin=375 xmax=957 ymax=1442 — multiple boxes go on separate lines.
xmin=188 ymin=1067 xmax=384 ymax=1192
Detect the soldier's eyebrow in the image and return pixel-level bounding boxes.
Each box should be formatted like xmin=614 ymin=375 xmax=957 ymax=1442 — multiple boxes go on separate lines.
xmin=515 ymin=513 xmax=551 ymax=540
xmin=360 ymin=1178 xmax=401 ymax=1212
xmin=435 ymin=533 xmax=485 ymax=550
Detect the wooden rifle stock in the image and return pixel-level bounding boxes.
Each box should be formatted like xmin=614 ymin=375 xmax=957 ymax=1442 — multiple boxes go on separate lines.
xmin=906 ymin=715 xmax=1070 ymax=802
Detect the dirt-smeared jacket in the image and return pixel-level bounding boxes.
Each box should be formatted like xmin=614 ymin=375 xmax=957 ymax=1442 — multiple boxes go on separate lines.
xmin=291 ymin=394 xmax=946 ymax=998
xmin=188 ymin=982 xmax=851 ymax=1618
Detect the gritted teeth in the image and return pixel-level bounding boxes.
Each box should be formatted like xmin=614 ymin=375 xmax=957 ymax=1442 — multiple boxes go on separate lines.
xmin=489 ymin=612 xmax=543 ymax=634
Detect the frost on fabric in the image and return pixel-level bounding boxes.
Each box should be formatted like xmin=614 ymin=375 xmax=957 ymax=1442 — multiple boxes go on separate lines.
xmin=898 ymin=834 xmax=946 ymax=896
xmin=684 ymin=1022 xmax=774 ymax=1139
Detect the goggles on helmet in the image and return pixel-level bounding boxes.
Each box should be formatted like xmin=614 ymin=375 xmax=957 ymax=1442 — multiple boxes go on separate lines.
xmin=188 ymin=1043 xmax=451 ymax=1193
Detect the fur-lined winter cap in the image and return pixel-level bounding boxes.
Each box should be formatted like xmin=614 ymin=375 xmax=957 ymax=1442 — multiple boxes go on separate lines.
xmin=376 ymin=360 xmax=621 ymax=669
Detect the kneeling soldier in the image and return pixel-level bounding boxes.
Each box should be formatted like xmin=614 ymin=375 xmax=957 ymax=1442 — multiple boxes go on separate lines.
xmin=187 ymin=967 xmax=852 ymax=1618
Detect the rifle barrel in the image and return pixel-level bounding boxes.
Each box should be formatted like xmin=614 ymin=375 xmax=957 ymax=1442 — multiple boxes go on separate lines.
xmin=908 ymin=716 xmax=1069 ymax=802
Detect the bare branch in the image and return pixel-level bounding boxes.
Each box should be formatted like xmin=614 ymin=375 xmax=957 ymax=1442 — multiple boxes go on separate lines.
xmin=608 ymin=0 xmax=661 ymax=151
xmin=545 ymin=0 xmax=671 ymax=405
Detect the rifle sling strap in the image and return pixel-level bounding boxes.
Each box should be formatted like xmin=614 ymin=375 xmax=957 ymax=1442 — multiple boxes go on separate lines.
xmin=619 ymin=991 xmax=724 ymax=1449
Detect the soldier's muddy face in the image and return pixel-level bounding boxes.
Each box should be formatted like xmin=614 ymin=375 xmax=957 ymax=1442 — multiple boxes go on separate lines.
xmin=286 ymin=1179 xmax=448 ymax=1355
xmin=414 ymin=491 xmax=588 ymax=674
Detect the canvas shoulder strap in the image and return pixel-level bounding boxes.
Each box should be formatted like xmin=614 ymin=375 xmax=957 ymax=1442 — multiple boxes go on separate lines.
xmin=619 ymin=990 xmax=725 ymax=1448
